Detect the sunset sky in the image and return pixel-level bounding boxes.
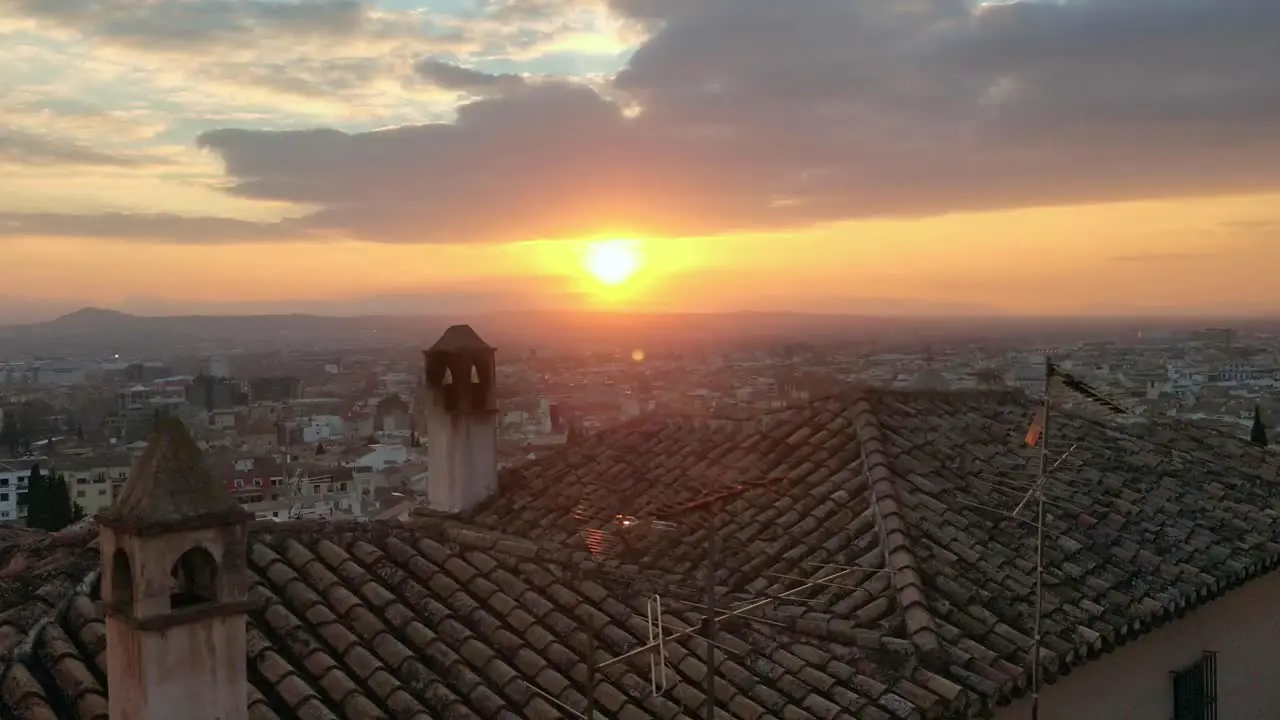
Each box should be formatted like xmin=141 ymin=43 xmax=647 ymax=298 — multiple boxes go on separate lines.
xmin=3 ymin=0 xmax=1280 ymax=322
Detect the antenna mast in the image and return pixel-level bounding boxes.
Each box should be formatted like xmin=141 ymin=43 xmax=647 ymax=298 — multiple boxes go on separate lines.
xmin=1030 ymin=354 xmax=1051 ymax=720
xmin=963 ymin=354 xmax=1128 ymax=720
xmin=702 ymin=505 xmax=719 ymax=720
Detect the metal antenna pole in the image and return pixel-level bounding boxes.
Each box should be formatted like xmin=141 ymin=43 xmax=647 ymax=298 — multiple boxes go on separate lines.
xmin=1031 ymin=355 xmax=1051 ymax=720
xmin=586 ymin=620 xmax=598 ymax=719
xmin=703 ymin=506 xmax=720 ymax=720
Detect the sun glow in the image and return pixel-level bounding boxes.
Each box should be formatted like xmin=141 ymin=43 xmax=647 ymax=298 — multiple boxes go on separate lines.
xmin=583 ymin=238 xmax=642 ymax=286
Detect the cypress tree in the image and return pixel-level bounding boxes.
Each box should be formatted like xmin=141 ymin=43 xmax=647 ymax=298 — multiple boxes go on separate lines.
xmin=22 ymin=465 xmax=81 ymax=531
xmin=48 ymin=472 xmax=81 ymax=529
xmin=0 ymin=409 xmax=16 ymax=455
xmin=1251 ymin=405 xmax=1269 ymax=447
xmin=24 ymin=463 xmax=50 ymax=530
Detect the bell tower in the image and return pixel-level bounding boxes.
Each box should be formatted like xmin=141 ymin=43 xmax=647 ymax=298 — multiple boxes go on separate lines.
xmin=424 ymin=324 xmax=498 ymax=513
xmin=97 ymin=417 xmax=253 ymax=720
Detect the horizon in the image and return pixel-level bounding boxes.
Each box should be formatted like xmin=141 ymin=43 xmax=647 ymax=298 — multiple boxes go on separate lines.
xmin=5 ymin=0 xmax=1280 ymax=316
xmin=10 ymin=303 xmax=1280 ymax=327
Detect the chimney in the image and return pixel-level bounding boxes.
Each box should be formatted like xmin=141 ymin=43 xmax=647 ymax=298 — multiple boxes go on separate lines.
xmin=423 ymin=324 xmax=499 ymax=513
xmin=97 ymin=417 xmax=253 ymax=720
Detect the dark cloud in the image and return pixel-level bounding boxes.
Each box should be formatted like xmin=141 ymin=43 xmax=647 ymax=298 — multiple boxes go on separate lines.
xmin=14 ymin=0 xmax=1280 ymax=244
xmin=0 ymin=128 xmax=141 ymax=167
xmin=414 ymin=59 xmax=526 ymax=93
xmin=183 ymin=0 xmax=1280 ymax=244
xmin=0 ymin=212 xmax=304 ymax=242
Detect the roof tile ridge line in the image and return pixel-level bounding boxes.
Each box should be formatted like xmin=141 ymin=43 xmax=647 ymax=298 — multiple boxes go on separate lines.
xmin=850 ymin=392 xmax=941 ymax=661
xmin=5 ymin=566 xmax=101 ymax=666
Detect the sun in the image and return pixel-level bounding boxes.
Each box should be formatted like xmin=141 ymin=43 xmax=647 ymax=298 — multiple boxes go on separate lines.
xmin=583 ymin=239 xmax=642 ymax=286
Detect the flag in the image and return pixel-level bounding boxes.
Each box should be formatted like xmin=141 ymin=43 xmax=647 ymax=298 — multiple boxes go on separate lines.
xmin=1025 ymin=406 xmax=1046 ymax=447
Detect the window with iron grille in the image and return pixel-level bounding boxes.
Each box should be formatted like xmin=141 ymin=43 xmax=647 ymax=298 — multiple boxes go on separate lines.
xmin=1172 ymin=651 xmax=1218 ymax=720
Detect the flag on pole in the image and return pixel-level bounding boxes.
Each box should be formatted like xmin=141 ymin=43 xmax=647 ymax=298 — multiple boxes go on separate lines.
xmin=1025 ymin=406 xmax=1046 ymax=447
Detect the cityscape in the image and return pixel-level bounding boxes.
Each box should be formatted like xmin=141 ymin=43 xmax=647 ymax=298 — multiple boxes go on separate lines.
xmin=2 ymin=311 xmax=1277 ymax=720
xmin=1 ymin=315 xmax=1274 ymax=527
xmin=4 ymin=0 xmax=1280 ymax=717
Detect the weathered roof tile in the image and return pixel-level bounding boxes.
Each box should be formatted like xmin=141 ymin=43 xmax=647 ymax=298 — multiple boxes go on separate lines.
xmin=7 ymin=388 xmax=1280 ymax=718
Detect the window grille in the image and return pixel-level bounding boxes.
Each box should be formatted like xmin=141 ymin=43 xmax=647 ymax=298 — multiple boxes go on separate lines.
xmin=1172 ymin=651 xmax=1217 ymax=720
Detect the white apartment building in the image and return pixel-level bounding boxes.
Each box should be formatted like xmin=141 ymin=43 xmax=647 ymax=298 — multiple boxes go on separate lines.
xmin=340 ymin=444 xmax=408 ymax=472
xmin=0 ymin=457 xmax=45 ymax=524
xmin=301 ymin=415 xmax=344 ymax=443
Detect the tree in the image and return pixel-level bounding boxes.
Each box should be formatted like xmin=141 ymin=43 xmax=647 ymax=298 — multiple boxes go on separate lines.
xmin=1251 ymin=405 xmax=1269 ymax=447
xmin=53 ymin=473 xmax=85 ymax=527
xmin=23 ymin=464 xmax=82 ymax=531
xmin=23 ymin=463 xmax=51 ymax=529
xmin=0 ymin=409 xmax=17 ymax=455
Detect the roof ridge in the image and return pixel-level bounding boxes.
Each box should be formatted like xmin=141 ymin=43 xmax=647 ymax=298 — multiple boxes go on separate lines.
xmin=851 ymin=392 xmax=942 ymax=662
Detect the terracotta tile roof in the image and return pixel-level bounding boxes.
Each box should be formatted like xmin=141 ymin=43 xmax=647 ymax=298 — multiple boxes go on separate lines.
xmin=0 ymin=525 xmax=98 ymax=657
xmin=471 ymin=388 xmax=1280 ymax=705
xmin=0 ymin=518 xmax=961 ymax=719
xmin=1 ymin=388 xmax=1279 ymax=719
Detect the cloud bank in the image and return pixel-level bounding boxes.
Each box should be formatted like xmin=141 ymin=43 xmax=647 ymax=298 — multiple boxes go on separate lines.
xmin=12 ymin=0 xmax=1280 ymax=243
xmin=0 ymin=127 xmax=142 ymax=167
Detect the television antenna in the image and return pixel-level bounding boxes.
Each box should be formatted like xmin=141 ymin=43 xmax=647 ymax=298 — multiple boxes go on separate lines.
xmin=574 ymin=493 xmax=897 ymax=720
xmin=956 ymin=357 xmax=1063 ymax=720
xmin=571 ymin=500 xmax=682 ymax=707
xmin=957 ymin=356 xmax=1129 ymax=720
xmin=519 ymin=500 xmax=682 ymax=719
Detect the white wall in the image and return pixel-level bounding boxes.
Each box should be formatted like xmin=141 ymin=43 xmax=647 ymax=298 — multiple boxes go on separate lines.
xmin=427 ymin=409 xmax=496 ymax=514
xmin=302 ymin=414 xmax=344 ymax=443
xmin=996 ymin=570 xmax=1280 ymax=720
xmin=357 ymin=444 xmax=407 ymax=470
xmin=0 ymin=470 xmax=25 ymax=522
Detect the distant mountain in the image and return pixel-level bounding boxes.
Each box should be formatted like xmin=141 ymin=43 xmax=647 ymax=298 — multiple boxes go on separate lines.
xmin=0 ymin=306 xmax=946 ymax=356
xmin=3 ymin=305 xmax=1279 ymax=358
xmin=0 ymin=307 xmax=415 ymax=356
xmin=44 ymin=307 xmax=135 ymax=330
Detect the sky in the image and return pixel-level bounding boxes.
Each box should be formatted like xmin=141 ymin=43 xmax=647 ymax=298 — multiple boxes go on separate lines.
xmin=3 ymin=0 xmax=1280 ymax=322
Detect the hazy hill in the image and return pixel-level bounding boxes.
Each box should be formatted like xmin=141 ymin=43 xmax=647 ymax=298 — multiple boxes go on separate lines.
xmin=0 ymin=307 xmax=963 ymax=356
xmin=1 ymin=306 xmax=1276 ymax=358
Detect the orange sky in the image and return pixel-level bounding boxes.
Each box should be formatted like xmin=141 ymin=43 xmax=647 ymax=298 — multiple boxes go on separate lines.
xmin=4 ymin=0 xmax=1280 ymax=320
xmin=6 ymin=191 xmax=1280 ymax=318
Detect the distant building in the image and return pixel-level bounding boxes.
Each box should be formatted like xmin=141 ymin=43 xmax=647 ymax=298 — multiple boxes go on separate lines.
xmin=374 ymin=394 xmax=411 ymax=432
xmin=208 ymin=354 xmax=232 ymax=377
xmin=249 ymin=375 xmax=303 ymax=403
xmin=124 ymin=362 xmax=172 ymax=383
xmin=1191 ymin=328 xmax=1234 ymax=348
xmin=0 ymin=457 xmax=44 ymax=524
xmin=185 ymin=374 xmax=247 ymax=412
